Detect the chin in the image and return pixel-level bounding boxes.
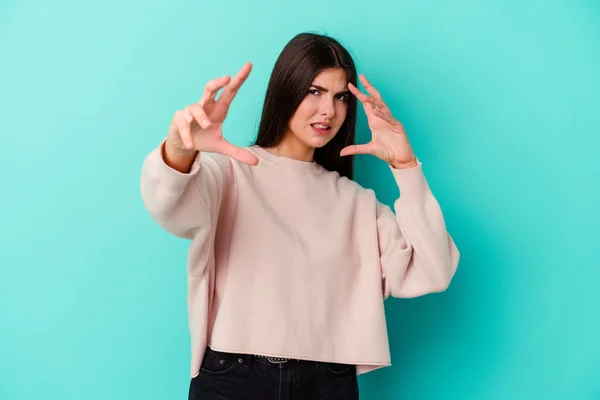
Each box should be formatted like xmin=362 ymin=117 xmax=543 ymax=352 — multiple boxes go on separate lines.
xmin=306 ymin=132 xmax=337 ymax=148
xmin=305 ymin=137 xmax=332 ymax=149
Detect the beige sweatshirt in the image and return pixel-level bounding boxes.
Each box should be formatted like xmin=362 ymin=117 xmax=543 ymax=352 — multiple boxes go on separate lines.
xmin=140 ymin=141 xmax=460 ymax=377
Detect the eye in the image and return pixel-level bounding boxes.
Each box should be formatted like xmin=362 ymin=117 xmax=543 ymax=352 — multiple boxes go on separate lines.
xmin=336 ymin=93 xmax=349 ymax=102
xmin=308 ymin=89 xmax=320 ymax=96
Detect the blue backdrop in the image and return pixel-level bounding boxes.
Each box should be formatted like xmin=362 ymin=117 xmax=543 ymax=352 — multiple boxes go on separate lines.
xmin=1 ymin=0 xmax=599 ymax=398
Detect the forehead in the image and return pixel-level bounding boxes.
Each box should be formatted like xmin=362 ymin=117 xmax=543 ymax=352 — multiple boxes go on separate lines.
xmin=311 ymin=68 xmax=348 ymax=88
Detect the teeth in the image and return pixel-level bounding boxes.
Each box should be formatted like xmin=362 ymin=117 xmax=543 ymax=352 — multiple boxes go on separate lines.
xmin=313 ymin=124 xmax=329 ymax=129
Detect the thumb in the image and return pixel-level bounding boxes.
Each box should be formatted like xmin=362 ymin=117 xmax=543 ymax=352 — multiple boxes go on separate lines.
xmin=340 ymin=143 xmax=374 ymax=157
xmin=214 ymin=140 xmax=259 ymax=166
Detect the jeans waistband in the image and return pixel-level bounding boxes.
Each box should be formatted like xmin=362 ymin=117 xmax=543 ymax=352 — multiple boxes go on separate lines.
xmin=207 ymin=347 xmax=305 ymax=365
xmin=253 ymin=354 xmax=302 ymax=364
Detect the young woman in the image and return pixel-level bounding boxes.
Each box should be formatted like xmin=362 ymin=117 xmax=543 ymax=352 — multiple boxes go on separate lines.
xmin=141 ymin=32 xmax=460 ymax=400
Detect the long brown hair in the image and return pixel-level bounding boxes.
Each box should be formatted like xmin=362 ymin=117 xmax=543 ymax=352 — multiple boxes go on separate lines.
xmin=252 ymin=32 xmax=358 ymax=180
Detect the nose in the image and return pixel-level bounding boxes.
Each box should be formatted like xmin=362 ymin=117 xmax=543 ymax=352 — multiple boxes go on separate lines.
xmin=319 ymin=96 xmax=335 ymax=119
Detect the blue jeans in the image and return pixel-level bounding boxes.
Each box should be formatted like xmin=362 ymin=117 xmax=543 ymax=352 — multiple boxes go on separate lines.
xmin=188 ymin=347 xmax=360 ymax=399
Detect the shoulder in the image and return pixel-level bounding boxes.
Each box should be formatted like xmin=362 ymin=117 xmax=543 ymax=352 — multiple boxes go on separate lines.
xmin=196 ymin=151 xmax=235 ymax=184
xmin=322 ymin=169 xmax=394 ymax=217
xmin=321 ymin=168 xmax=378 ymax=201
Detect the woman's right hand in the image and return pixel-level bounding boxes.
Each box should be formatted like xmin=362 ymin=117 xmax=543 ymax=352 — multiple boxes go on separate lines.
xmin=165 ymin=62 xmax=259 ymax=166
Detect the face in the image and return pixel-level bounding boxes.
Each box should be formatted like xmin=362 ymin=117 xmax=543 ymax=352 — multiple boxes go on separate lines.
xmin=284 ymin=68 xmax=350 ymax=151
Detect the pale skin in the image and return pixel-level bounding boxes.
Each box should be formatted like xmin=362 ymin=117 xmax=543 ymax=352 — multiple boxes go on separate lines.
xmin=163 ymin=62 xmax=418 ymax=173
xmin=163 ymin=62 xmax=259 ymax=173
xmin=267 ymin=67 xmax=350 ymax=162
xmin=344 ymin=75 xmax=419 ymax=169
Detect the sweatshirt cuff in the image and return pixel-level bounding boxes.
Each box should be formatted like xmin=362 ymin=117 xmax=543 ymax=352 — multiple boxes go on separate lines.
xmin=147 ymin=140 xmax=202 ymax=195
xmin=388 ymin=159 xmax=430 ymax=205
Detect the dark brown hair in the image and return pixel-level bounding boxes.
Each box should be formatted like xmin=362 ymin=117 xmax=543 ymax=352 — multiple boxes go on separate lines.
xmin=253 ymin=32 xmax=358 ymax=180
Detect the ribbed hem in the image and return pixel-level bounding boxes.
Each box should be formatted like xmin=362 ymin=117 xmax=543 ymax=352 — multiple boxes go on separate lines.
xmin=146 ymin=140 xmax=201 ymax=195
xmin=389 ymin=159 xmax=430 ymax=205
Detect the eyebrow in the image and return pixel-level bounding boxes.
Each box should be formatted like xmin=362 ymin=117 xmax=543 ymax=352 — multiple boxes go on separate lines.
xmin=310 ymin=84 xmax=350 ymax=95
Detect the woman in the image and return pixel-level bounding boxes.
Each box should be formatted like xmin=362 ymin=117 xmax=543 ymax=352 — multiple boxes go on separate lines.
xmin=140 ymin=32 xmax=460 ymax=400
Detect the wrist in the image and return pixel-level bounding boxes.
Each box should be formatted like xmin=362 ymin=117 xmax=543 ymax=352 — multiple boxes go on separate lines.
xmin=163 ymin=140 xmax=198 ymax=173
xmin=390 ymin=157 xmax=418 ymax=170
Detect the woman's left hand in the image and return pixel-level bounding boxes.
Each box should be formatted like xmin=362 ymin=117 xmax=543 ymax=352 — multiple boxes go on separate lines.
xmin=340 ymin=74 xmax=418 ymax=169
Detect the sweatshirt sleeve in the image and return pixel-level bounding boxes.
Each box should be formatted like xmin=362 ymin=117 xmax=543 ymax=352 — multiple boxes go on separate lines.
xmin=376 ymin=160 xmax=460 ymax=298
xmin=140 ymin=140 xmax=231 ymax=239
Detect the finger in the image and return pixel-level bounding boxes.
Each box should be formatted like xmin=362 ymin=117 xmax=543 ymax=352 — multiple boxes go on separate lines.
xmin=188 ymin=104 xmax=212 ymax=130
xmin=373 ymin=108 xmax=395 ymax=123
xmin=175 ymin=111 xmax=194 ymax=149
xmin=339 ymin=143 xmax=375 ymax=157
xmin=365 ymin=96 xmax=388 ymax=111
xmin=347 ymin=82 xmax=370 ymax=104
xmin=358 ymin=97 xmax=377 ymax=118
xmin=214 ymin=139 xmax=259 ymax=165
xmin=218 ymin=62 xmax=253 ymax=106
xmin=359 ymin=74 xmax=382 ymax=99
xmin=199 ymin=75 xmax=231 ymax=106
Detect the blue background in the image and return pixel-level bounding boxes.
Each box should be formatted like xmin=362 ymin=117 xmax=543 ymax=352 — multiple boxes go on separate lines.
xmin=1 ymin=0 xmax=599 ymax=398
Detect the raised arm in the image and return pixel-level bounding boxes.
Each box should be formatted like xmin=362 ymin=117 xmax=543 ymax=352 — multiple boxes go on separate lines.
xmin=341 ymin=73 xmax=459 ymax=297
xmin=376 ymin=162 xmax=459 ymax=298
xmin=140 ymin=62 xmax=257 ymax=238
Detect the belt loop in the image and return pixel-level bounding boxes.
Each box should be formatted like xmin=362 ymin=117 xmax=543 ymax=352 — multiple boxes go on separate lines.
xmin=243 ymin=353 xmax=253 ymax=367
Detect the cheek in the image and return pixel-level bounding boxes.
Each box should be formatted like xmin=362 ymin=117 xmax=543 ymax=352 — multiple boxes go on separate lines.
xmin=289 ymin=103 xmax=310 ymax=129
xmin=295 ymin=97 xmax=320 ymax=120
xmin=335 ymin=104 xmax=348 ymax=124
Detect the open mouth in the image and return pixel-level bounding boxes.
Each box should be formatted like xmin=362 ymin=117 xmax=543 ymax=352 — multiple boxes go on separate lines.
xmin=311 ymin=123 xmax=331 ymax=135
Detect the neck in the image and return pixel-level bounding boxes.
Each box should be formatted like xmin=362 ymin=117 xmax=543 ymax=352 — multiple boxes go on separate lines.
xmin=264 ymin=132 xmax=315 ymax=162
